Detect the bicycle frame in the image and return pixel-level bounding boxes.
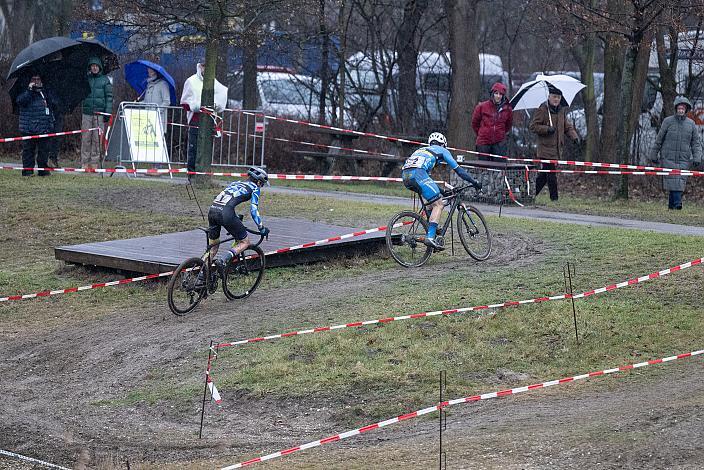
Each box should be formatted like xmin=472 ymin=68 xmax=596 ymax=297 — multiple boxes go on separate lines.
xmin=198 ymin=226 xmax=266 ymax=296
xmin=415 ymin=185 xmax=472 ymax=240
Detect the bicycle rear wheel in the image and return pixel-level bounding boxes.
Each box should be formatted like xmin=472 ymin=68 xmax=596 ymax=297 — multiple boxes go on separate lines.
xmin=167 ymin=257 xmax=206 ymax=315
xmin=223 ymin=246 xmax=266 ymax=300
xmin=385 ymin=210 xmax=432 ymax=268
xmin=457 ymin=205 xmax=492 ymax=261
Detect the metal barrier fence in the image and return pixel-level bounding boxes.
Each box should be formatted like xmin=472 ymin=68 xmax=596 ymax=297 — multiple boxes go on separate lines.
xmin=106 ymin=103 xmax=266 ymax=171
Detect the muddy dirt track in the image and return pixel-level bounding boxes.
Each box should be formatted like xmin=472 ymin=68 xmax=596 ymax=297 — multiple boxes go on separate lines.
xmin=1 ymin=229 xmax=703 ymax=469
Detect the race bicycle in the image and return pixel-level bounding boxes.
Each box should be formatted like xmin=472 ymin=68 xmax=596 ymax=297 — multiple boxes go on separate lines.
xmin=385 ymin=184 xmax=492 ymax=268
xmin=167 ymin=223 xmax=266 ymax=315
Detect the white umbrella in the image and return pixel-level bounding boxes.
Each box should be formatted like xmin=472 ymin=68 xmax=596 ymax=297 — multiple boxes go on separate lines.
xmin=510 ymin=74 xmax=586 ymax=125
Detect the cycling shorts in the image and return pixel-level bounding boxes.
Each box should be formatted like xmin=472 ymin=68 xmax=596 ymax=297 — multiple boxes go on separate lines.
xmin=402 ymin=168 xmax=441 ymax=203
xmin=208 ymin=205 xmax=248 ymax=241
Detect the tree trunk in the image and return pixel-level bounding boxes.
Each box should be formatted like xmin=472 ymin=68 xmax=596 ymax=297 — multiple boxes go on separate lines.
xmin=614 ymin=41 xmax=638 ymax=199
xmin=0 ymin=0 xmax=35 ymax=56
xmin=317 ymin=0 xmax=330 ymax=125
xmin=572 ymin=32 xmax=599 ymax=161
xmin=195 ymin=36 xmax=219 ymax=186
xmin=625 ymin=31 xmax=652 ymax=140
xmin=656 ymin=27 xmax=678 ymax=118
xmin=446 ymin=0 xmax=480 ymax=150
xmin=242 ymin=14 xmax=259 ymax=110
xmin=336 ymin=0 xmax=350 ymax=127
xmin=600 ymin=33 xmax=625 ymax=164
xmin=396 ymin=0 xmax=429 ymax=134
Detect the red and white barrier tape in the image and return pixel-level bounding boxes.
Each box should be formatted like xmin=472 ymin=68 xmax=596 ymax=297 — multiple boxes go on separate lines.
xmin=0 ymin=222 xmax=409 ymax=302
xmin=0 ymin=448 xmax=71 ymax=470
xmin=0 ymin=165 xmax=406 ymax=182
xmin=503 ymin=175 xmax=524 ymax=207
xmin=220 ymin=348 xmax=703 ymax=468
xmin=249 ymin=133 xmax=397 ymax=159
xmin=530 ymin=168 xmax=698 ymax=176
xmin=215 ymin=257 xmax=704 ymax=349
xmin=0 ymin=127 xmax=101 ymax=144
xmin=231 ymin=110 xmax=702 ymax=176
xmin=0 ymin=271 xmax=173 ymax=302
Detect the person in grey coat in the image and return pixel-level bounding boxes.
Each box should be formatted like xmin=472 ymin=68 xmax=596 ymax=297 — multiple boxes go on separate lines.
xmin=648 ymin=96 xmax=703 ymax=210
xmin=140 ymin=67 xmax=171 ymax=132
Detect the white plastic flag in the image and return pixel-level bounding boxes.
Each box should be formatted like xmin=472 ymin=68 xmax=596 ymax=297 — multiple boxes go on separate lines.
xmin=208 ymin=377 xmax=222 ymax=404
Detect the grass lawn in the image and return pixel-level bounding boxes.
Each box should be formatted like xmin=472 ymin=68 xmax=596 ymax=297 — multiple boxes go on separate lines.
xmin=533 ymin=192 xmax=704 ymax=226
xmin=1 ymin=171 xmax=703 ymax=425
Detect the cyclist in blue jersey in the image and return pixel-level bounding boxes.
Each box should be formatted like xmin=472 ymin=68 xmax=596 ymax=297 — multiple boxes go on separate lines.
xmin=401 ymin=132 xmax=482 ymax=251
xmin=196 ymin=167 xmax=270 ymax=286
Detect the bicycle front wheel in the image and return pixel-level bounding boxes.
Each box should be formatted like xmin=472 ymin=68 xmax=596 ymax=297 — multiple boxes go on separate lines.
xmin=223 ymin=246 xmax=266 ymax=300
xmin=385 ymin=210 xmax=432 ymax=268
xmin=457 ymin=205 xmax=492 ymax=261
xmin=167 ymin=257 xmax=206 ymax=315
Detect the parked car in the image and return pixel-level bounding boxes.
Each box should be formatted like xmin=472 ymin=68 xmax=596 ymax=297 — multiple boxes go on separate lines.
xmin=228 ymin=68 xmax=355 ymax=126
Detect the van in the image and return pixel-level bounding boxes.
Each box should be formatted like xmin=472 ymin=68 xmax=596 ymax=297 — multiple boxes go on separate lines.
xmin=228 ymin=68 xmax=354 ymax=126
xmin=345 ymin=51 xmax=508 ymax=132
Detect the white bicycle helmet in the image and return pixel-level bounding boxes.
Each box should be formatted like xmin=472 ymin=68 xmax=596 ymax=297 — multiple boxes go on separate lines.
xmin=428 ymin=132 xmax=447 ymax=147
xmin=247 ymin=167 xmax=269 ymax=185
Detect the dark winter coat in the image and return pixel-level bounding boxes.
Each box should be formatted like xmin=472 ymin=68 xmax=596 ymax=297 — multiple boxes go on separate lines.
xmin=82 ymin=57 xmax=113 ymax=115
xmin=529 ymin=103 xmax=578 ymax=159
xmin=471 ymin=97 xmax=513 ymax=145
xmin=648 ymin=97 xmax=703 ymax=192
xmin=16 ymin=87 xmax=56 ymax=135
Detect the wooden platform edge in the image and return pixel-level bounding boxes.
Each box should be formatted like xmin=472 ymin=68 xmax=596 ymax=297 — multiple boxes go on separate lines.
xmin=55 ymin=236 xmax=388 ymax=274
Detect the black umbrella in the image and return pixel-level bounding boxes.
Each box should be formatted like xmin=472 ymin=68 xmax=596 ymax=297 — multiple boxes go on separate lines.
xmin=7 ymin=36 xmax=119 ymax=114
xmin=7 ymin=36 xmax=79 ymax=79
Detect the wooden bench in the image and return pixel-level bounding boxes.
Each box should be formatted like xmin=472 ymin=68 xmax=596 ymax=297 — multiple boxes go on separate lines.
xmin=291 ymin=150 xmax=404 ymax=176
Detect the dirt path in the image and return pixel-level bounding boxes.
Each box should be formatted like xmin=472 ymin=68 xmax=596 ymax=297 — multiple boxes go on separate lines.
xmin=1 ymin=226 xmax=702 ymax=469
xmin=0 ymin=231 xmax=540 ymax=467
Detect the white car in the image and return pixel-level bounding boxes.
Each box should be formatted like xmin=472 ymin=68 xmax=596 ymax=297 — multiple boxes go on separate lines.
xmin=228 ymin=70 xmax=355 ymax=126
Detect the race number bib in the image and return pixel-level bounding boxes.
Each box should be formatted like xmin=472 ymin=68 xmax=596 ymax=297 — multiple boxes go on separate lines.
xmin=402 ymin=155 xmax=424 ymax=170
xmin=213 ymin=191 xmax=233 ymax=205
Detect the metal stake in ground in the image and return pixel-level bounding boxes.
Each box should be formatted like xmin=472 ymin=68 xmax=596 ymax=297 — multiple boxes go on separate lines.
xmin=439 ymin=370 xmax=447 ymax=470
xmin=563 ymin=262 xmax=579 ymax=343
xmin=199 ymin=340 xmax=215 ymax=439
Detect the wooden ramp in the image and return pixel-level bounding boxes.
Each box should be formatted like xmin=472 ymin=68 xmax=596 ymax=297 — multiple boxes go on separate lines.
xmin=55 ymin=216 xmax=386 ymax=273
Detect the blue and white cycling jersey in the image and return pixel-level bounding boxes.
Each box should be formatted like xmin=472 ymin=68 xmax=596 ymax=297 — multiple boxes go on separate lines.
xmin=401 ymin=144 xmax=460 ymax=173
xmin=212 ymin=180 xmax=263 ymax=226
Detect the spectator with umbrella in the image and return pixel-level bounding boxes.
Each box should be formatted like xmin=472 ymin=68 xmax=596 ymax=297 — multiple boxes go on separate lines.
xmin=16 ymin=71 xmax=59 ymax=176
xmin=511 ymin=75 xmax=583 ymax=201
xmin=124 ymin=59 xmax=177 ymax=133
xmin=81 ymin=57 xmax=113 ymax=170
xmin=7 ymin=37 xmax=119 ymax=170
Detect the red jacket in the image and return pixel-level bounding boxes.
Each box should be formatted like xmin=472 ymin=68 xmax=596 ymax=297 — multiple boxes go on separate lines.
xmin=471 ymin=98 xmax=513 ymax=145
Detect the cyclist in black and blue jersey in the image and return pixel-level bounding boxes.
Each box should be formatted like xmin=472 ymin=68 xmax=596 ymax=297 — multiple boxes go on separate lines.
xmin=196 ymin=167 xmax=270 ymax=286
xmin=401 ymin=132 xmax=482 ymax=251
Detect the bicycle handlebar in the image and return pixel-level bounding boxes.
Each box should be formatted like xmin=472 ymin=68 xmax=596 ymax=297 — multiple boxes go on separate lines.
xmin=442 ymin=184 xmax=477 ymax=196
xmin=245 ymin=227 xmax=268 ymax=247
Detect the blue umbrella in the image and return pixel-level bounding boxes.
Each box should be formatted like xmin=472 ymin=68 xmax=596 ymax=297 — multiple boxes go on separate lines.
xmin=124 ymin=59 xmax=177 ymax=105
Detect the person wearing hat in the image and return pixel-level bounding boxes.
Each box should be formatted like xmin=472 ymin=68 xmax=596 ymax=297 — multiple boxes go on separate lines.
xmin=471 ymin=82 xmax=513 ymax=162
xmin=647 ymin=96 xmax=702 ymax=210
xmin=529 ymin=85 xmax=579 ymax=201
xmin=81 ymin=57 xmax=113 ymax=170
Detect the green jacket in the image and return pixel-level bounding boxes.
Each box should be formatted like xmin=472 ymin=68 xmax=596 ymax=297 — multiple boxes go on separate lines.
xmin=82 ymin=57 xmax=113 ymax=115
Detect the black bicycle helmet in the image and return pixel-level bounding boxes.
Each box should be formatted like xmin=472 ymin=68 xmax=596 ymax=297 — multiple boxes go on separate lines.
xmin=248 ymin=167 xmax=268 ymax=185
